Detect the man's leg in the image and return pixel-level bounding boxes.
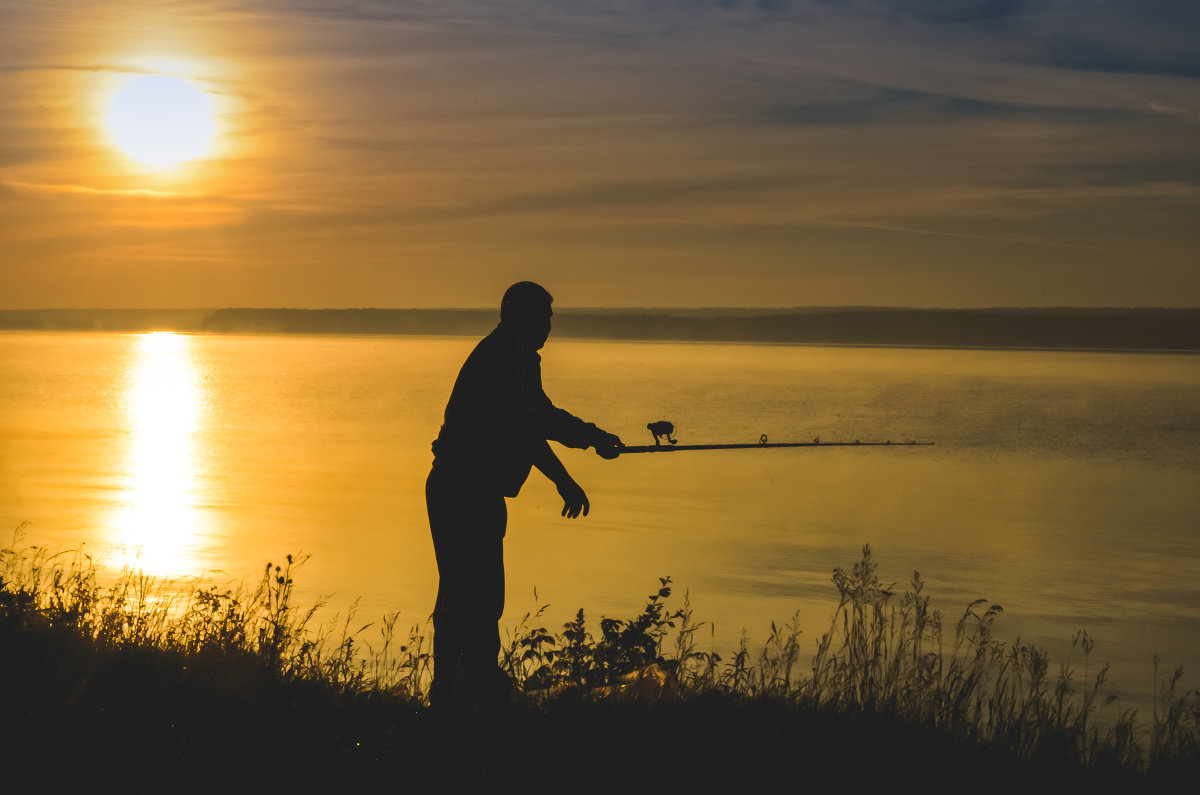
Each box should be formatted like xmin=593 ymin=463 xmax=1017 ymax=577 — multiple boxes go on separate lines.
xmin=426 ymin=464 xmax=507 ymax=708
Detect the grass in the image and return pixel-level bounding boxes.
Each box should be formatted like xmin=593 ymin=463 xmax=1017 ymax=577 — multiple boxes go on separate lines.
xmin=1 ymin=536 xmax=1196 ymax=788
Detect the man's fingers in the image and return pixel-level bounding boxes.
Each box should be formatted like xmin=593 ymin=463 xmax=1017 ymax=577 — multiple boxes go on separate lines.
xmin=560 ymin=499 xmax=589 ymax=519
xmin=557 ymin=479 xmax=589 ymax=519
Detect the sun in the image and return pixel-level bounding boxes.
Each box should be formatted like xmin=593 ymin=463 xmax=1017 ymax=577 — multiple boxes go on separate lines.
xmin=106 ymin=74 xmax=216 ymax=169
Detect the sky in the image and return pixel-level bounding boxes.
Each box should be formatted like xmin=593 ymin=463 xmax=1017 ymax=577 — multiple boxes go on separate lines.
xmin=1 ymin=0 xmax=1198 ymax=309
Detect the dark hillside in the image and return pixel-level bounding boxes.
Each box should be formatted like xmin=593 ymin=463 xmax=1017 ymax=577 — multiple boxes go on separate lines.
xmin=196 ymin=307 xmax=1200 ymax=350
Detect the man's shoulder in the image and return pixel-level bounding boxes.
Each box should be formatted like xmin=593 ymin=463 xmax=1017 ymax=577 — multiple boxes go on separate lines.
xmin=474 ymin=324 xmax=512 ymax=349
xmin=468 ymin=325 xmax=535 ymax=364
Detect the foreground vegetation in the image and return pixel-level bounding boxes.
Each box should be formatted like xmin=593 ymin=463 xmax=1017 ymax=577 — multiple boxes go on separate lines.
xmin=2 ymin=538 xmax=1196 ymax=787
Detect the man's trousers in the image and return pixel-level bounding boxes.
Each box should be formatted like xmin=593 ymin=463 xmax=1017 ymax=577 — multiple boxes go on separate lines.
xmin=426 ymin=461 xmax=509 ymax=708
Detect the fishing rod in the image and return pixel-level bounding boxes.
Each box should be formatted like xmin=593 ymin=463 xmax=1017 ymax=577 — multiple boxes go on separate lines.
xmin=616 ymin=421 xmax=934 ymax=455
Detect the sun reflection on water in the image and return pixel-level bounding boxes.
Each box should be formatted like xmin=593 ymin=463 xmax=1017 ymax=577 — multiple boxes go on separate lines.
xmin=111 ymin=332 xmax=207 ymax=575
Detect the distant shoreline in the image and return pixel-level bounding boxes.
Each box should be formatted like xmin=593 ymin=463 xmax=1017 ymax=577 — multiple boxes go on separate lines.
xmin=2 ymin=306 xmax=1198 ymax=352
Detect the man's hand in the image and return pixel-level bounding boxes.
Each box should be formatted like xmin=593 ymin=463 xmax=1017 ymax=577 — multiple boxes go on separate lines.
xmin=556 ymin=477 xmax=590 ymax=518
xmin=592 ymin=429 xmax=624 ymax=460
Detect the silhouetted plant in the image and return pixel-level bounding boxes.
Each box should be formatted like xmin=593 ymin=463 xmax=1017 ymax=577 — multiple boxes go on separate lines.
xmin=503 ymin=578 xmax=696 ymax=692
xmin=3 ymin=532 xmax=1197 ymax=776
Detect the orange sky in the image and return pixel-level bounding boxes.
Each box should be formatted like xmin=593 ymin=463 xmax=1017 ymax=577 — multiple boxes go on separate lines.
xmin=2 ymin=1 xmax=1198 ymax=308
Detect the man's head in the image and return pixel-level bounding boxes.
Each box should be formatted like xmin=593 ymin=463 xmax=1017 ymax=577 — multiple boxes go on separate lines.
xmin=501 ymin=281 xmax=553 ymax=349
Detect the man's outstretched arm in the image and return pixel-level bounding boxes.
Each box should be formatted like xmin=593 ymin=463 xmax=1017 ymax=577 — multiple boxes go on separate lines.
xmin=520 ymin=352 xmax=622 ymax=459
xmin=532 ymin=405 xmax=623 ymax=460
xmin=530 ymin=438 xmax=590 ymax=518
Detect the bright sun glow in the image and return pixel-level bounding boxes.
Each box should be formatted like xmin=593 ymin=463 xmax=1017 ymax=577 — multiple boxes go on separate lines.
xmin=106 ymin=74 xmax=216 ymax=169
xmin=112 ymin=332 xmax=207 ymax=575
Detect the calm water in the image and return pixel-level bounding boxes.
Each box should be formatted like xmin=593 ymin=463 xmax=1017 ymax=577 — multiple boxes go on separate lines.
xmin=2 ymin=331 xmax=1198 ymax=712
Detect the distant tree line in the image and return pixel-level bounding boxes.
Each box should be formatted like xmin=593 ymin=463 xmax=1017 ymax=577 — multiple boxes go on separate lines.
xmin=3 ymin=307 xmax=1197 ymax=350
xmin=196 ymin=307 xmax=1200 ymax=350
xmin=0 ymin=309 xmax=211 ymax=331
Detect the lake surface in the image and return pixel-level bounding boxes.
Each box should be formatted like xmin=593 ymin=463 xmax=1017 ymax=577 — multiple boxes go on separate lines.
xmin=2 ymin=330 xmax=1198 ymax=714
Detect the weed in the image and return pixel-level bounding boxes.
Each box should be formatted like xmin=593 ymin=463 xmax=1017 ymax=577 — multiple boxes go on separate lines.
xmin=2 ymin=536 xmax=1196 ymax=778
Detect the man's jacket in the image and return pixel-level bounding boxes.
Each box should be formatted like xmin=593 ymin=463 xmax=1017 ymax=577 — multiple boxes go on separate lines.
xmin=431 ymin=323 xmax=601 ymax=497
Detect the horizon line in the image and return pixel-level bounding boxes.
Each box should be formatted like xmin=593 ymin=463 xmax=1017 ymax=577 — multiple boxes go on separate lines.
xmin=5 ymin=305 xmax=1200 ymax=313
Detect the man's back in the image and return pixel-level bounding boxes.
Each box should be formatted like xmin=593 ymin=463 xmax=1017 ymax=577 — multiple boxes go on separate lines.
xmin=433 ymin=324 xmax=537 ymax=496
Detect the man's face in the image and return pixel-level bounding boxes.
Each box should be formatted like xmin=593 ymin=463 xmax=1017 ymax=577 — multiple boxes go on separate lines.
xmin=524 ymin=307 xmax=552 ymax=350
xmin=505 ymin=296 xmax=553 ymax=348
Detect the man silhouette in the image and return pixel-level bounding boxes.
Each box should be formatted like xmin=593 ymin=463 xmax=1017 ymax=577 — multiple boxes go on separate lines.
xmin=426 ymin=281 xmax=622 ymax=709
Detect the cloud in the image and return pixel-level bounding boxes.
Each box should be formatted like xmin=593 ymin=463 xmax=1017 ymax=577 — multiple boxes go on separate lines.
xmin=1047 ymin=34 xmax=1200 ymax=79
xmin=0 ymin=180 xmax=189 ymax=198
xmin=0 ymin=63 xmax=173 ymax=74
xmin=879 ymin=0 xmax=1028 ymax=24
xmin=2 ymin=0 xmax=1198 ymax=306
xmin=813 ymin=219 xmax=1134 ymax=254
xmin=760 ymin=88 xmax=1161 ymax=126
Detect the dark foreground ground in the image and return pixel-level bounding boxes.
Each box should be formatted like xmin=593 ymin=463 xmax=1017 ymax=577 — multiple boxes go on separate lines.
xmin=4 ymin=545 xmax=1196 ymax=790
xmin=2 ymin=618 xmax=1189 ymax=792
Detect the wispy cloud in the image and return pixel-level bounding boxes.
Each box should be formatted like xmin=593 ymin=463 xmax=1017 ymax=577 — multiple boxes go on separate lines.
xmin=823 ymin=221 xmax=1137 ymax=255
xmin=1 ymin=180 xmax=191 ymax=198
xmin=1 ymin=0 xmax=1197 ymax=307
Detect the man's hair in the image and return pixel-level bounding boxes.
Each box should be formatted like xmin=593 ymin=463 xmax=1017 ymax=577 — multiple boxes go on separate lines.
xmin=500 ymin=281 xmax=553 ymax=321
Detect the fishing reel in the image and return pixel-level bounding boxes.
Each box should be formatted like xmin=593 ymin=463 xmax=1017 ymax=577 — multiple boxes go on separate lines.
xmin=646 ymin=420 xmax=678 ymax=446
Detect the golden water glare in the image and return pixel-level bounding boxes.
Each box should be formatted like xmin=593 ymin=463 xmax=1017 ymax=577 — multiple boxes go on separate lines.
xmin=111 ymin=332 xmax=206 ymax=575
